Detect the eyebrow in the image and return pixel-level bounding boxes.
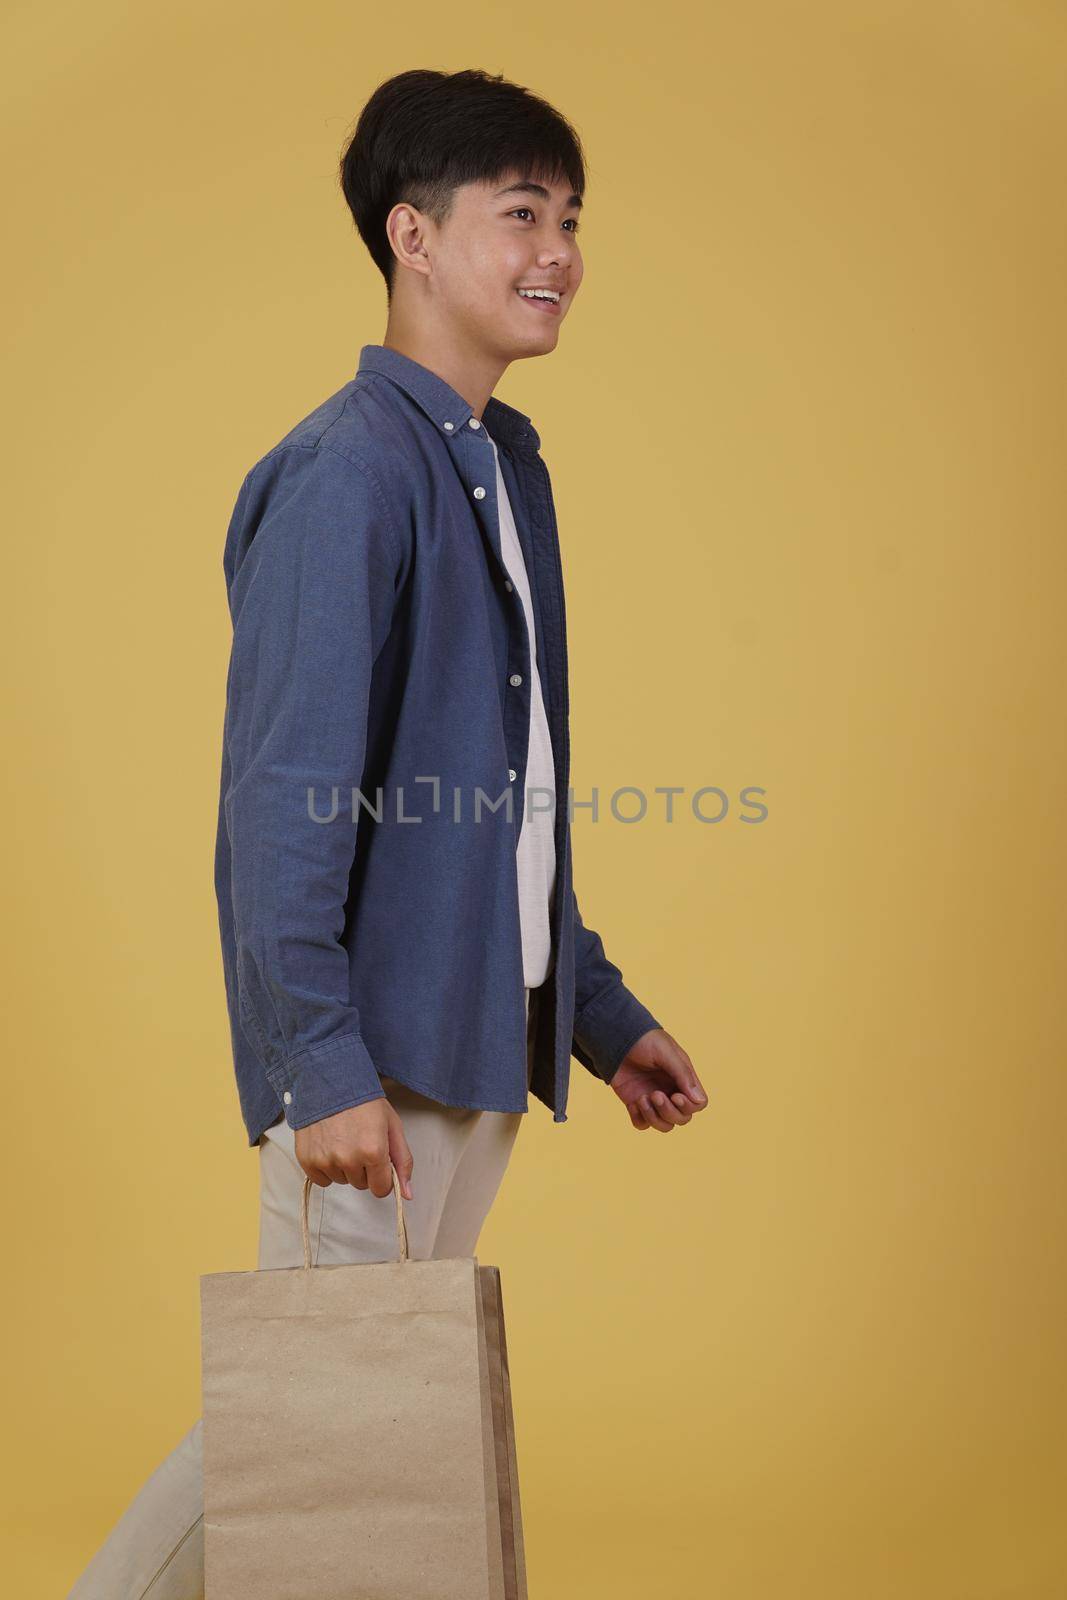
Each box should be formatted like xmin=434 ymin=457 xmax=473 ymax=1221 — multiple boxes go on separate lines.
xmin=492 ymin=180 xmax=583 ymax=212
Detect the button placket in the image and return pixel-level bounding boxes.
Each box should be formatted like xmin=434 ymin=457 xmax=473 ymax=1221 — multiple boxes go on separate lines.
xmin=465 ymin=426 xmax=532 ymax=827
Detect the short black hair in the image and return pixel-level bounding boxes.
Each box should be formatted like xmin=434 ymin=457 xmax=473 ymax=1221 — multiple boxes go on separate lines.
xmin=339 ymin=68 xmax=587 ymax=300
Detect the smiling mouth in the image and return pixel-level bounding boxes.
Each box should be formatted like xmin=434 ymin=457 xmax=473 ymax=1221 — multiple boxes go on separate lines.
xmin=515 ymin=288 xmax=562 ymax=315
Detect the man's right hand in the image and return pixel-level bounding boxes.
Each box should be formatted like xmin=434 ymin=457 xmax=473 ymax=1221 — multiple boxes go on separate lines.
xmin=294 ymin=1097 xmax=414 ymax=1200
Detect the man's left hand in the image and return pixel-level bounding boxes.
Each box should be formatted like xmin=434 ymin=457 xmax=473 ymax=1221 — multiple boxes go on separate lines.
xmin=608 ymin=1028 xmax=707 ymax=1131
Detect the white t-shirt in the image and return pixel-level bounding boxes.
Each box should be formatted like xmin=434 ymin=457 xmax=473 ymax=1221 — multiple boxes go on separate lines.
xmin=486 ymin=431 xmax=557 ymax=985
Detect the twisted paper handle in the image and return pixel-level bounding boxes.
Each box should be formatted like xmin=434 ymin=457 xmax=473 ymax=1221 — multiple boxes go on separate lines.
xmin=300 ymin=1165 xmax=410 ymax=1269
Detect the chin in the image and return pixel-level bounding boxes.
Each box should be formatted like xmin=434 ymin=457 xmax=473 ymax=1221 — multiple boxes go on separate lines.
xmin=516 ymin=320 xmax=562 ymax=351
xmin=510 ymin=338 xmax=559 ymax=364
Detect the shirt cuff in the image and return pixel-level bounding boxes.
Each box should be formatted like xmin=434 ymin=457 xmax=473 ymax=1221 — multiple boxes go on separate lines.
xmin=572 ymin=984 xmax=661 ymax=1085
xmin=265 ymin=1032 xmax=386 ymax=1131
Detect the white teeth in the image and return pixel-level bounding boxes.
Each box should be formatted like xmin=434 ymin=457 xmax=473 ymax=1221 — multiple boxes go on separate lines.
xmin=517 ymin=288 xmax=560 ymax=302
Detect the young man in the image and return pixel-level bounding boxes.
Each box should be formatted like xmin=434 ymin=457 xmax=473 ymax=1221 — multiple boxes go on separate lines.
xmin=67 ymin=67 xmax=706 ymax=1600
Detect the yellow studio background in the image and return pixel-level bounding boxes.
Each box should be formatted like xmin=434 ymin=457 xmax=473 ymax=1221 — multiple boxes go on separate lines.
xmin=4 ymin=4 xmax=1065 ymax=1596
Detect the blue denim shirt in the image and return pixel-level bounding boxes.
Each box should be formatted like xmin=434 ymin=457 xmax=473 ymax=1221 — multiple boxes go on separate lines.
xmin=214 ymin=343 xmax=662 ymax=1146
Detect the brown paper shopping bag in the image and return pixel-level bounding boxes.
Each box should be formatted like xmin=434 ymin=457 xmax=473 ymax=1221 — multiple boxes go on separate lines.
xmin=477 ymin=1264 xmax=528 ymax=1600
xmin=200 ymin=1166 xmax=528 ymax=1600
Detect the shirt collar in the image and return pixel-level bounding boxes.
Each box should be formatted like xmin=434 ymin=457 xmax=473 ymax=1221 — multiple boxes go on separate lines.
xmin=356 ymin=344 xmax=541 ymax=457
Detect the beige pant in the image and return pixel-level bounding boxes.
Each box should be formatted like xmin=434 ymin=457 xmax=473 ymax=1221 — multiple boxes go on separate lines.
xmin=67 ymin=990 xmax=535 ymax=1600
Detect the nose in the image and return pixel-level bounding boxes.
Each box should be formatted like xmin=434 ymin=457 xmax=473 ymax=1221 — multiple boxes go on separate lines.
xmin=537 ymin=240 xmax=574 ymax=272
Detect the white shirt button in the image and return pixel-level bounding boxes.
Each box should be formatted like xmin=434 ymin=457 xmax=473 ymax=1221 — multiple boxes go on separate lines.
xmin=504 ymin=579 xmax=513 ymax=591
xmin=468 ymin=417 xmax=481 ymax=429
xmin=473 ymin=486 xmax=486 ymax=499
xmin=283 ymin=1091 xmax=292 ymax=1104
xmin=509 ymin=673 xmax=523 ymax=687
xmin=508 ymin=768 xmax=517 ymax=782
xmin=443 ymin=421 xmax=454 ymax=431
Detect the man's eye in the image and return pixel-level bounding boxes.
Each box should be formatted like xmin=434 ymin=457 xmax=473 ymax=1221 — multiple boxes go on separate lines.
xmin=508 ymin=208 xmax=581 ymax=234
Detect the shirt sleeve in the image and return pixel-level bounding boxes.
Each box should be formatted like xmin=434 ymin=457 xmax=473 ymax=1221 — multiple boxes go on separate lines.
xmin=570 ymin=882 xmax=662 ymax=1085
xmin=219 ymin=443 xmax=403 ymax=1132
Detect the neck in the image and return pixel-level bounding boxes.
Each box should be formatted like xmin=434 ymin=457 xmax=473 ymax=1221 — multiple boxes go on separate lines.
xmin=380 ymin=308 xmax=506 ymax=424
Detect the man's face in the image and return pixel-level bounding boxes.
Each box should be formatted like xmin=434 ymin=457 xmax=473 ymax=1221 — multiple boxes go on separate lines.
xmin=424 ymin=169 xmax=584 ymax=361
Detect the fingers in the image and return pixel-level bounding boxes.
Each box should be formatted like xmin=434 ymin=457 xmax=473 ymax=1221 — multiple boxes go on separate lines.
xmin=303 ymin=1158 xmax=390 ymax=1195
xmin=293 ymin=1101 xmax=403 ymax=1193
xmin=628 ymin=1087 xmax=697 ymax=1132
xmin=303 ymin=1160 xmax=361 ymax=1188
xmin=301 ymin=1146 xmax=404 ymax=1199
xmin=637 ymin=1090 xmax=689 ymax=1132
xmin=667 ymin=1044 xmax=707 ymax=1110
xmin=638 ymin=1093 xmax=671 ymax=1131
xmin=637 ymin=1093 xmax=669 ymax=1129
